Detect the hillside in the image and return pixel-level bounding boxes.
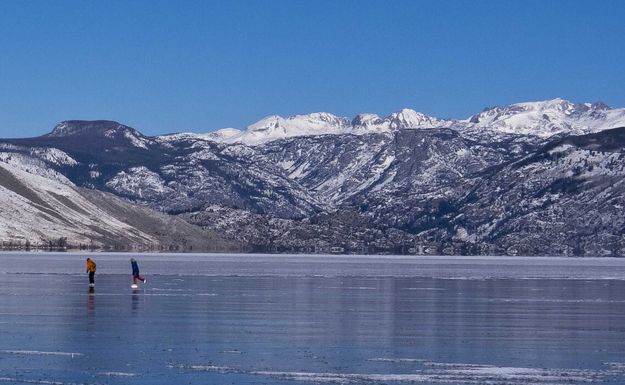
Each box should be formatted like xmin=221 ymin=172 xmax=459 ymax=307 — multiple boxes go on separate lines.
xmin=0 ymin=153 xmax=238 ymax=251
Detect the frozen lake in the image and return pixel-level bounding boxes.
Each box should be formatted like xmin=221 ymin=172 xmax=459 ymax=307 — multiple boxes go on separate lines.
xmin=1 ymin=253 xmax=625 ymax=385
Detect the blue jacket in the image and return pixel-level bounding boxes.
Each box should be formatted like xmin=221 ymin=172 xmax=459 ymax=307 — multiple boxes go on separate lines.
xmin=131 ymin=260 xmax=140 ymax=275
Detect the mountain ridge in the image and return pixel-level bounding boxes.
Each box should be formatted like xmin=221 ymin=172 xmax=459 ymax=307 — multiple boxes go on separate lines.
xmin=23 ymin=98 xmax=625 ymax=147
xmin=2 ymin=98 xmax=625 ymax=255
xmin=199 ymin=98 xmax=625 ymax=145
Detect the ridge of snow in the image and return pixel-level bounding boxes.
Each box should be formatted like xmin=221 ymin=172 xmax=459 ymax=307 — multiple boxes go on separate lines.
xmin=240 ymin=112 xmax=352 ymax=145
xmin=203 ymin=128 xmax=243 ymax=144
xmin=463 ymin=98 xmax=625 ymax=137
xmin=157 ymin=98 xmax=625 ymax=146
xmin=156 ymin=129 xmax=240 ymax=145
xmin=123 ymin=130 xmax=150 ymax=149
xmin=202 ymin=110 xmax=450 ymax=145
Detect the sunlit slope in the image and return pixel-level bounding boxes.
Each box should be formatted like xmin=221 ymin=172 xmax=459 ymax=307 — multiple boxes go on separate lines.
xmin=0 ymin=158 xmax=235 ymax=251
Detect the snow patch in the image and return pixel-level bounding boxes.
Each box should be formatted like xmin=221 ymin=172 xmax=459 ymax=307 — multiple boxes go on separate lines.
xmin=29 ymin=148 xmax=78 ymax=166
xmin=106 ymin=166 xmax=170 ymax=197
xmin=124 ymin=130 xmax=149 ymax=149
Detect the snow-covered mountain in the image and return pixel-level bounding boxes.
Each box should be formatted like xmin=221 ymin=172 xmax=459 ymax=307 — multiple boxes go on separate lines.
xmin=1 ymin=98 xmax=625 ymax=255
xmin=199 ymin=98 xmax=625 ymax=145
xmin=462 ymin=98 xmax=625 ymax=138
xmin=205 ymin=109 xmax=453 ymax=145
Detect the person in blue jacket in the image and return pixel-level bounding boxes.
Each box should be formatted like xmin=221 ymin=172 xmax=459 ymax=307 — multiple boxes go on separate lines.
xmin=131 ymin=258 xmax=146 ymax=285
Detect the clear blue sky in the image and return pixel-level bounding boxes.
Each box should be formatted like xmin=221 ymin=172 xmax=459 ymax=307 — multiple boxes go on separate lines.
xmin=1 ymin=0 xmax=624 ymax=138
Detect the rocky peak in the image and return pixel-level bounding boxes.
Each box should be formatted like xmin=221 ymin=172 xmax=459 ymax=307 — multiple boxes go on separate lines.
xmin=386 ymin=108 xmax=446 ymax=129
xmin=351 ymin=113 xmax=383 ymax=128
xmin=46 ymin=120 xmax=150 ymax=149
xmin=49 ymin=120 xmax=138 ymax=137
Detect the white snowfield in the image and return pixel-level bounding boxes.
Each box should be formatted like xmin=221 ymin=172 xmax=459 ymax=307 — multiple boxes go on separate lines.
xmin=0 ymin=159 xmax=157 ymax=246
xmin=180 ymin=98 xmax=625 ymax=145
xmin=462 ymin=98 xmax=625 ymax=138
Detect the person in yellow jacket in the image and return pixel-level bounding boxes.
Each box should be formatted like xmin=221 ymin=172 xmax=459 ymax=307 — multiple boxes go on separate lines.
xmin=86 ymin=258 xmax=96 ymax=287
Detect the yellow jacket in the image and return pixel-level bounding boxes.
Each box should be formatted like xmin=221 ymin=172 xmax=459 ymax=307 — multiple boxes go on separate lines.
xmin=86 ymin=259 xmax=96 ymax=273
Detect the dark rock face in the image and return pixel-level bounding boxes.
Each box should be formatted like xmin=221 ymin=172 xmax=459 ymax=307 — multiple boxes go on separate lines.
xmin=46 ymin=120 xmax=143 ymax=139
xmin=2 ymin=119 xmax=625 ymax=256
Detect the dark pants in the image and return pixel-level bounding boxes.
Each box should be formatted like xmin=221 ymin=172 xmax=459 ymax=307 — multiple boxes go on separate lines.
xmin=89 ymin=271 xmax=95 ymax=284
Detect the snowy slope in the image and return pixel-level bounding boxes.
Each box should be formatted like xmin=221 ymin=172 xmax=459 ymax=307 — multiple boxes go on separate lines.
xmin=0 ymin=155 xmax=236 ymax=250
xmin=0 ymin=158 xmax=157 ymax=246
xmin=0 ymin=149 xmax=75 ymax=184
xmin=207 ymin=113 xmax=351 ymax=145
xmin=462 ymin=98 xmax=625 ymax=138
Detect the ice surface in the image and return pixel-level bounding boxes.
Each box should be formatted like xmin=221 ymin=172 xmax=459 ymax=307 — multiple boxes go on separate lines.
xmin=3 ymin=253 xmax=625 ymax=279
xmin=1 ymin=253 xmax=625 ymax=384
